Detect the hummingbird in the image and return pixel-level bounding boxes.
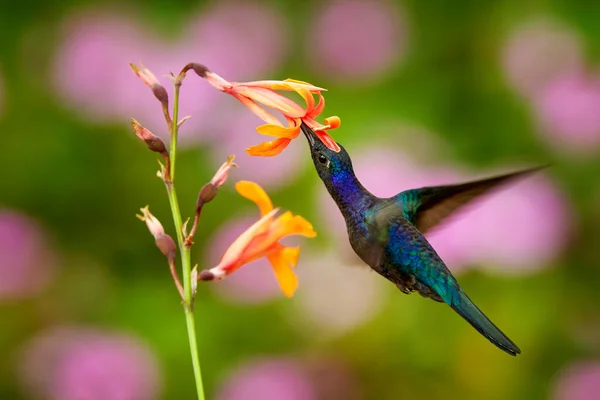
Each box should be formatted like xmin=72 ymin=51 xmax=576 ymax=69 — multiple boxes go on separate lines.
xmin=300 ymin=122 xmax=541 ymax=356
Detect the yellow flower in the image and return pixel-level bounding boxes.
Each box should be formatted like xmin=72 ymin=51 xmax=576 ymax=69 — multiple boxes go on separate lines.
xmin=199 ymin=181 xmax=316 ymax=297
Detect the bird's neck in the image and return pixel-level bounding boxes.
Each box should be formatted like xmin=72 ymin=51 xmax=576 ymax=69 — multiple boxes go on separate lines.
xmin=325 ymin=169 xmax=375 ymax=220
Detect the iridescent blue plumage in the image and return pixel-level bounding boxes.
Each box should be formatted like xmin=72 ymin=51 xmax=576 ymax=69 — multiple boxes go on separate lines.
xmin=301 ymin=123 xmax=536 ymax=356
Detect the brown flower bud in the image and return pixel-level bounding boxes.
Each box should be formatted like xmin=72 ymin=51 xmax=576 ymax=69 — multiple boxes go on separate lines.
xmin=130 ymin=63 xmax=169 ymax=106
xmin=190 ymin=63 xmax=209 ymax=78
xmin=155 ymin=234 xmax=177 ymax=257
xmin=131 ymin=119 xmax=167 ymax=153
xmin=180 ymin=62 xmax=209 ymax=78
xmin=198 ymin=183 xmax=218 ymax=204
xmin=152 ymin=85 xmax=169 ymax=106
xmin=198 ymin=270 xmax=215 ymax=281
xmin=198 ymin=155 xmax=236 ymax=204
xmin=136 ymin=206 xmax=176 ymax=257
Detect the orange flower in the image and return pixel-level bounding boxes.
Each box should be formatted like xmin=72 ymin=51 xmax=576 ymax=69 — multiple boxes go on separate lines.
xmin=201 ymin=69 xmax=341 ymax=156
xmin=198 ymin=181 xmax=316 ymax=297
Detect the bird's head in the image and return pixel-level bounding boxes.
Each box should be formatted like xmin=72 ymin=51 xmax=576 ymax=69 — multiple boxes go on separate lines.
xmin=301 ymin=122 xmax=354 ymax=184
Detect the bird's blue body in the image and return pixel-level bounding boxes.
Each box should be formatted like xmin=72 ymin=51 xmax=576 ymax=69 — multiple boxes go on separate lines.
xmin=301 ymin=123 xmax=532 ymax=356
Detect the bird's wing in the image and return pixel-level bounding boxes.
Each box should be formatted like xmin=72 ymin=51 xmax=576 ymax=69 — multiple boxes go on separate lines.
xmin=395 ymin=166 xmax=544 ymax=234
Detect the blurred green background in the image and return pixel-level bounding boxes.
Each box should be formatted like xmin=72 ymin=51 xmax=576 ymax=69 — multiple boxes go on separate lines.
xmin=2 ymin=0 xmax=600 ymax=399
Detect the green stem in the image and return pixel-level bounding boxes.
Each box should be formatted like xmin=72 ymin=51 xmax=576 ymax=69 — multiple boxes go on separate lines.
xmin=165 ymin=81 xmax=206 ymax=400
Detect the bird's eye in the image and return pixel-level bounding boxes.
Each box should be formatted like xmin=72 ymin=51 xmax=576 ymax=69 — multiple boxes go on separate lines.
xmin=317 ymin=153 xmax=328 ymax=164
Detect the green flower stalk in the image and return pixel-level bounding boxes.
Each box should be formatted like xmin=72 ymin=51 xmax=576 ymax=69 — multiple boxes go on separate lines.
xmin=129 ymin=63 xmax=237 ymax=400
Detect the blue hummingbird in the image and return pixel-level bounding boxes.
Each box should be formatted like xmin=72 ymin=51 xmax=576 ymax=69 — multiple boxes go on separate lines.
xmin=300 ymin=123 xmax=541 ymax=356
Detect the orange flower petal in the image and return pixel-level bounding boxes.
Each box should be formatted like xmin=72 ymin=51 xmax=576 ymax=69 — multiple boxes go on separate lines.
xmin=203 ymin=71 xmax=234 ymax=91
xmin=246 ymin=138 xmax=291 ymax=157
xmin=285 ymin=116 xmax=301 ymax=127
xmin=256 ymin=123 xmax=300 ymax=139
xmin=236 ymin=231 xmax=273 ymax=267
xmin=284 ymin=84 xmax=315 ymax=112
xmin=282 ymin=79 xmax=328 ymax=93
xmin=216 ymin=208 xmax=279 ymax=272
xmin=242 ymin=79 xmax=327 ymax=92
xmin=267 ymin=212 xmax=317 ymax=243
xmin=278 ymin=246 xmax=300 ymax=268
xmin=236 ymin=87 xmax=306 ymax=118
xmin=315 ymin=130 xmax=341 ymax=152
xmin=231 ymin=93 xmax=280 ymax=125
xmin=324 ymin=116 xmax=341 ymax=129
xmin=235 ymin=181 xmax=274 ymax=217
xmin=267 ymin=247 xmax=299 ymax=297
xmin=307 ymin=92 xmax=325 ymax=118
xmin=289 ymin=215 xmax=318 ymax=238
xmin=283 ymin=78 xmax=317 ymax=86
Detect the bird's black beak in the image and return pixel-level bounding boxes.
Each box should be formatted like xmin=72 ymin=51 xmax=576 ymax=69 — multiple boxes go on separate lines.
xmin=300 ymin=122 xmax=317 ymax=148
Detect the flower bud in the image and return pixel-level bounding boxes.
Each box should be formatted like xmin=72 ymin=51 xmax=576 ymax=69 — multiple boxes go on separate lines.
xmin=136 ymin=206 xmax=176 ymax=257
xmin=211 ymin=155 xmax=236 ymax=187
xmin=131 ymin=119 xmax=166 ymax=154
xmin=180 ymin=62 xmax=209 ymax=78
xmin=198 ymin=270 xmax=217 ymax=281
xmin=155 ymin=234 xmax=177 ymax=257
xmin=198 ymin=155 xmax=236 ymax=204
xmin=198 ymin=183 xmax=218 ymax=204
xmin=152 ymin=86 xmax=169 ymax=106
xmin=191 ymin=63 xmax=209 ymax=78
xmin=130 ymin=63 xmax=169 ymax=106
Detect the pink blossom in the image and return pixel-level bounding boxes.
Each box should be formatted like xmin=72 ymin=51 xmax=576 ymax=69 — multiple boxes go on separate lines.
xmin=19 ymin=326 xmax=162 ymax=400
xmin=0 ymin=210 xmax=58 ymax=300
xmin=52 ymin=2 xmax=288 ymax=145
xmin=53 ymin=10 xmax=150 ymax=123
xmin=318 ymin=142 xmax=571 ymax=274
xmin=216 ymin=358 xmax=316 ymax=400
xmin=308 ymin=0 xmax=407 ymax=82
xmin=216 ymin=356 xmax=362 ymax=400
xmin=303 ymin=357 xmax=363 ymax=400
xmin=294 ymin=251 xmax=387 ymax=336
xmin=502 ymin=19 xmax=583 ymax=98
xmin=534 ymin=72 xmax=600 ymax=155
xmin=553 ymin=361 xmax=600 ymax=400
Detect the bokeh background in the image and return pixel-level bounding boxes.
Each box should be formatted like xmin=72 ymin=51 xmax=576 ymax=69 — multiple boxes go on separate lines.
xmin=2 ymin=0 xmax=600 ymax=399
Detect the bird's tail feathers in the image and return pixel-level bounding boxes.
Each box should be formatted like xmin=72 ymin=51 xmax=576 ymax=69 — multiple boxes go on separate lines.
xmin=451 ymin=290 xmax=521 ymax=356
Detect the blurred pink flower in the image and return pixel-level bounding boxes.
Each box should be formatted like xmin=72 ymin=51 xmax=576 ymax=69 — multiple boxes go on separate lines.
xmin=210 ymin=111 xmax=306 ymax=189
xmin=52 ymin=2 xmax=288 ymax=144
xmin=533 ymin=72 xmax=600 ymax=154
xmin=207 ymin=216 xmax=284 ymax=304
xmin=308 ymin=0 xmax=407 ymax=81
xmin=318 ymin=143 xmax=571 ymax=274
xmin=502 ymin=19 xmax=583 ymax=98
xmin=216 ymin=358 xmax=316 ymax=400
xmin=303 ymin=357 xmax=363 ymax=400
xmin=293 ymin=251 xmax=387 ymax=337
xmin=0 ymin=210 xmax=58 ymax=300
xmin=20 ymin=326 xmax=161 ymax=400
xmin=553 ymin=361 xmax=600 ymax=400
